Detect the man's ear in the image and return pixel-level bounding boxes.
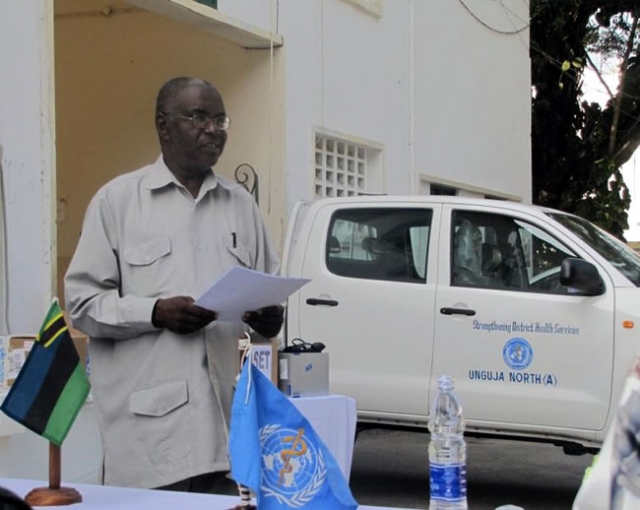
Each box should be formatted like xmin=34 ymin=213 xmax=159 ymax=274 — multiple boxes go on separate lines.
xmin=156 ymin=113 xmax=170 ymax=141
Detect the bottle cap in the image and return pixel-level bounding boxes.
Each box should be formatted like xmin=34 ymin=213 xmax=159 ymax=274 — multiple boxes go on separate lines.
xmin=438 ymin=374 xmax=454 ymax=391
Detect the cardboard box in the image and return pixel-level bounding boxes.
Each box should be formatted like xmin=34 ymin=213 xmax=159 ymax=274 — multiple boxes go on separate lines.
xmin=238 ymin=338 xmax=278 ymax=385
xmin=2 ymin=320 xmax=89 ymax=387
xmin=278 ymin=352 xmax=329 ymax=398
xmin=4 ymin=336 xmax=36 ymax=387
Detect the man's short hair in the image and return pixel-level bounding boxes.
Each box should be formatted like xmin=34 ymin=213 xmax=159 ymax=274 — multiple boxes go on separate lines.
xmin=155 ymin=77 xmax=213 ymax=116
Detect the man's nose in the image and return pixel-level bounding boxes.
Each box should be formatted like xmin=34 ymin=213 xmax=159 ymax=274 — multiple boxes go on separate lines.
xmin=203 ymin=119 xmax=217 ymax=133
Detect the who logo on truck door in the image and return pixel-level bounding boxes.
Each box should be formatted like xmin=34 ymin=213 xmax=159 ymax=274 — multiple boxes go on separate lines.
xmin=503 ymin=337 xmax=533 ymax=370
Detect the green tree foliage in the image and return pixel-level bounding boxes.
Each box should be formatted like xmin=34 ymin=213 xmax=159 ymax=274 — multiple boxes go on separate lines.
xmin=531 ymin=0 xmax=640 ymax=238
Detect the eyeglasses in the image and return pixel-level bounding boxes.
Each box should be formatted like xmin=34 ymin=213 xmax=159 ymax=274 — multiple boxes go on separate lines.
xmin=165 ymin=113 xmax=231 ymax=131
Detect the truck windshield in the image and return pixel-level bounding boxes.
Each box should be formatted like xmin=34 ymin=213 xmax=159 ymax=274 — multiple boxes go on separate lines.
xmin=548 ymin=212 xmax=640 ymax=287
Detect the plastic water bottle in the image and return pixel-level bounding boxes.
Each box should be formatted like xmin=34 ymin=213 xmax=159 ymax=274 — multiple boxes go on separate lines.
xmin=428 ymin=375 xmax=467 ymax=510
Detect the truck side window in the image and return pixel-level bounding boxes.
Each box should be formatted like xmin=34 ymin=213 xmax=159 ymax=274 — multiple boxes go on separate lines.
xmin=326 ymin=208 xmax=432 ymax=283
xmin=451 ymin=211 xmax=577 ymax=294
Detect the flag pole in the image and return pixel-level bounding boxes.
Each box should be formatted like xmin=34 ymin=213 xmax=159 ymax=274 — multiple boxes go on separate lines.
xmin=231 ymin=338 xmax=258 ymax=510
xmin=23 ymin=442 xmax=82 ymax=506
xmin=50 ymin=443 xmax=61 ymax=489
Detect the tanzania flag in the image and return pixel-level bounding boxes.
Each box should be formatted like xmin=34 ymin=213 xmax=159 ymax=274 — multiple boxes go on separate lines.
xmin=1 ymin=300 xmax=90 ymax=445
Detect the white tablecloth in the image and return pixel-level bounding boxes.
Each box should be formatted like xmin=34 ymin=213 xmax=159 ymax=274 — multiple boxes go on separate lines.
xmin=291 ymin=394 xmax=357 ymax=479
xmin=0 ymin=478 xmax=404 ymax=510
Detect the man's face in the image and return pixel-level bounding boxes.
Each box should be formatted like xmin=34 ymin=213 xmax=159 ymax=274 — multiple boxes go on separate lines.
xmin=159 ymin=83 xmax=228 ymax=171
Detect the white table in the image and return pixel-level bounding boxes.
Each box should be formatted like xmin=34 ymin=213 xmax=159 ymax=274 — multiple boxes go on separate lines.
xmin=0 ymin=478 xmax=407 ymax=510
xmin=291 ymin=394 xmax=357 ymax=479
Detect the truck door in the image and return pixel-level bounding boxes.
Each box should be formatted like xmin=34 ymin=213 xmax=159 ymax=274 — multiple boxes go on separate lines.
xmin=433 ymin=205 xmax=614 ymax=431
xmin=293 ymin=203 xmax=439 ymax=423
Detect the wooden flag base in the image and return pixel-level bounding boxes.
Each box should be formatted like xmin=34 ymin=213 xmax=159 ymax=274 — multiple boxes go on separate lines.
xmin=24 ymin=443 xmax=83 ymax=506
xmin=24 ymin=487 xmax=82 ymax=506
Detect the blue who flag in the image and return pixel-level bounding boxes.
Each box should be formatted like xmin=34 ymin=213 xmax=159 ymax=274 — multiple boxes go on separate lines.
xmin=229 ymin=361 xmax=358 ymax=510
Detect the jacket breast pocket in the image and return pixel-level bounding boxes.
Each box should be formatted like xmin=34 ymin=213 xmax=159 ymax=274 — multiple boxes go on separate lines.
xmin=226 ymin=236 xmax=252 ymax=268
xmin=129 ymin=380 xmax=191 ymax=465
xmin=122 ymin=238 xmax=172 ymax=295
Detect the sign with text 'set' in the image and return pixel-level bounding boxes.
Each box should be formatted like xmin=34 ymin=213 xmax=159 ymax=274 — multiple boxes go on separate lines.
xmin=239 ymin=340 xmax=278 ymax=385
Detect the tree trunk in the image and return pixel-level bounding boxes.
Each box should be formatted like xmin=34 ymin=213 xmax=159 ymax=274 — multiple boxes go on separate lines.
xmin=609 ymin=12 xmax=639 ymax=158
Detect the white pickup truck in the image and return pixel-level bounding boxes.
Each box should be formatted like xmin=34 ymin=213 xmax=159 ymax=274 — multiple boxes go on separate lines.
xmin=281 ymin=196 xmax=640 ymax=454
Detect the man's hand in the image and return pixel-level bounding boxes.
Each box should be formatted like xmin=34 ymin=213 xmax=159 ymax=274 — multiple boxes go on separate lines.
xmin=242 ymin=305 xmax=284 ymax=339
xmin=152 ymin=296 xmax=217 ymax=334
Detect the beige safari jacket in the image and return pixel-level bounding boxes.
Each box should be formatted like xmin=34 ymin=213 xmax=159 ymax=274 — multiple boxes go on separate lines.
xmin=64 ymin=156 xmax=279 ymax=488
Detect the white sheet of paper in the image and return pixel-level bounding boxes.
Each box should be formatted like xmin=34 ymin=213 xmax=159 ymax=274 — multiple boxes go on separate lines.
xmin=194 ymin=267 xmax=311 ymax=322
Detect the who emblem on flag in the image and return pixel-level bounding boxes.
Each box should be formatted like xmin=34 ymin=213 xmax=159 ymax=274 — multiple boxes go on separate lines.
xmin=229 ymin=360 xmax=358 ymax=510
xmin=1 ymin=300 xmax=90 ymax=446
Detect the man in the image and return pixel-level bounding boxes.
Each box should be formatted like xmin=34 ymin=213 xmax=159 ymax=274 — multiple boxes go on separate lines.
xmin=64 ymin=77 xmax=283 ymax=492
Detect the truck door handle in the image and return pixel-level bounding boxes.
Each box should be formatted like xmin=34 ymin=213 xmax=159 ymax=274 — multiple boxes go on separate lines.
xmin=306 ymin=298 xmax=339 ymax=307
xmin=440 ymin=307 xmax=476 ymax=316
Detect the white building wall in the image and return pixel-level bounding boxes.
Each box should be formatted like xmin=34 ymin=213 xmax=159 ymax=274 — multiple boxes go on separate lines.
xmin=414 ymin=0 xmax=531 ymax=202
xmin=218 ymin=0 xmax=399 ymax=205
xmin=218 ymin=0 xmax=531 ymax=209
xmin=279 ymin=0 xmax=413 ymax=207
xmin=0 ymin=1 xmax=56 ymax=334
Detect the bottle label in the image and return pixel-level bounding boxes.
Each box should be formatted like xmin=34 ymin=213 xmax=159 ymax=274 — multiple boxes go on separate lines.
xmin=429 ymin=462 xmax=467 ymax=502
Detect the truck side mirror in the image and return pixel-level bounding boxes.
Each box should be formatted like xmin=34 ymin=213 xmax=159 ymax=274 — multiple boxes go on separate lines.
xmin=560 ymin=258 xmax=605 ymax=296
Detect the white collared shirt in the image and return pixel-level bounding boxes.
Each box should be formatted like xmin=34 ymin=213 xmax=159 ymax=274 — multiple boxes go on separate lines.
xmin=64 ymin=155 xmax=279 ymax=488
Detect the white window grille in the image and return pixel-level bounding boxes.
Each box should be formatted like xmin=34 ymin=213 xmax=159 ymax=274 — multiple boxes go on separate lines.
xmin=314 ymin=135 xmax=368 ymax=198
